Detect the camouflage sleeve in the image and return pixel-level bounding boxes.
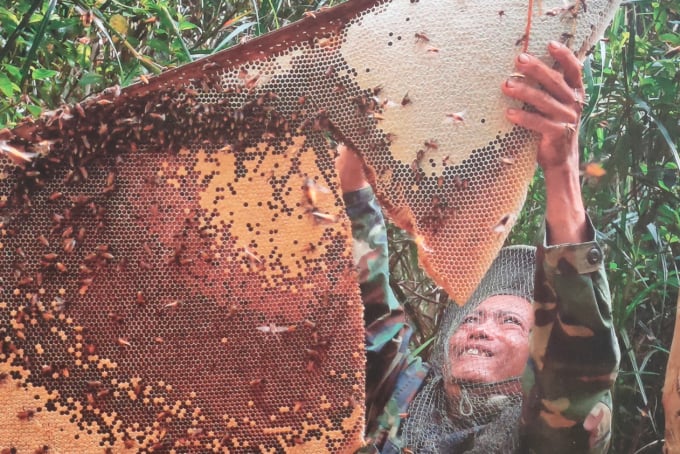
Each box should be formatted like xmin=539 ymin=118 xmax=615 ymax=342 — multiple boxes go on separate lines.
xmin=343 ymin=186 xmax=411 ymax=434
xmin=520 ymin=216 xmax=621 ymax=453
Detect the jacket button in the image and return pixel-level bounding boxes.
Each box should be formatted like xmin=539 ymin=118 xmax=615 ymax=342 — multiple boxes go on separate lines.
xmin=586 ymin=247 xmax=601 ymax=265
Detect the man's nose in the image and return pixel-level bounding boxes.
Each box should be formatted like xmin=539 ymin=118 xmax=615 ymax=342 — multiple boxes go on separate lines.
xmin=467 ymin=318 xmax=496 ymax=340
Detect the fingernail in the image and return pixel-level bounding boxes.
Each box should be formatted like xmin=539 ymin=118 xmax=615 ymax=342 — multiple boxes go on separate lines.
xmin=518 ymin=53 xmax=530 ymax=63
xmin=549 ymin=40 xmax=562 ymax=50
xmin=506 ymin=108 xmax=518 ymax=115
xmin=505 ymin=78 xmax=515 ymax=88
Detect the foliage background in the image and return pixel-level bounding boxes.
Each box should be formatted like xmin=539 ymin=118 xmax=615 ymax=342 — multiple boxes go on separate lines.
xmin=0 ymin=0 xmax=678 ymax=451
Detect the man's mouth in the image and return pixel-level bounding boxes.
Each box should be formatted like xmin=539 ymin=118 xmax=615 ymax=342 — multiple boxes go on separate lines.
xmin=461 ymin=347 xmax=493 ymax=357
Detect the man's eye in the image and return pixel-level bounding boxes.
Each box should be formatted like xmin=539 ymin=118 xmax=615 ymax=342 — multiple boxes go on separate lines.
xmin=462 ymin=315 xmax=479 ymax=324
xmin=503 ymin=316 xmax=522 ymax=326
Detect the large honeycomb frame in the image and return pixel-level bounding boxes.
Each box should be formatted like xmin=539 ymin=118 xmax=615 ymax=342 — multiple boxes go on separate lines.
xmin=1 ymin=0 xmax=620 ymax=452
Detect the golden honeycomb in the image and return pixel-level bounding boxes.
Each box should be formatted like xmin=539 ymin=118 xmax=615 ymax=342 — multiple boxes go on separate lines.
xmin=1 ymin=0 xmax=620 ymax=451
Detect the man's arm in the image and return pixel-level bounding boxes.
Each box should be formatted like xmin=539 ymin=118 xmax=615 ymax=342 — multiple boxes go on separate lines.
xmin=337 ymin=145 xmax=419 ymax=440
xmin=503 ymin=42 xmax=621 ymax=452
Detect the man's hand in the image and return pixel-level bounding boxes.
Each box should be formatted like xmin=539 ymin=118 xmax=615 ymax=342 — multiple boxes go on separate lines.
xmin=336 ymin=143 xmax=370 ymax=194
xmin=501 ymin=41 xmax=588 ymax=244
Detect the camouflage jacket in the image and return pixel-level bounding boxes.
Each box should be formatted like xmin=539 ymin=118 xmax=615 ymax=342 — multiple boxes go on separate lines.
xmin=344 ymin=186 xmax=620 ymax=454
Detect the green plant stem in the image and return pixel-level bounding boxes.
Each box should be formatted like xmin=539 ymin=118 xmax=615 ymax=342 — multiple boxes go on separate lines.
xmin=0 ymin=0 xmax=43 ymax=63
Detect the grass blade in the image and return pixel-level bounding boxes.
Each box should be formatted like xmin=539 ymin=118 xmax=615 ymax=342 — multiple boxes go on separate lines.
xmin=19 ymin=0 xmax=57 ymax=89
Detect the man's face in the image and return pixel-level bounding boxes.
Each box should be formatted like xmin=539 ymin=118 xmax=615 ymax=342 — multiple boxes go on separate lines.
xmin=447 ymin=295 xmax=533 ymax=384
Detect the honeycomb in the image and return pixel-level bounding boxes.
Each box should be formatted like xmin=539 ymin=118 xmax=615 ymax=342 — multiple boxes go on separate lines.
xmin=1 ymin=0 xmax=620 ymax=452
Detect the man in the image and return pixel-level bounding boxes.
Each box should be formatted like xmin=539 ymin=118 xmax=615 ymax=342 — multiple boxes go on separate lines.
xmin=337 ymin=41 xmax=620 ymax=453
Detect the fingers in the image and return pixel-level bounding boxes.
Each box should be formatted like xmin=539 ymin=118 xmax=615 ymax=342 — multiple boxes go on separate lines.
xmin=504 ymin=42 xmax=586 ymax=127
xmin=514 ymin=51 xmax=575 ymax=105
xmin=505 ymin=108 xmax=571 ymax=137
xmin=547 ymin=41 xmax=584 ymax=91
xmin=501 ymin=78 xmax=579 ymax=123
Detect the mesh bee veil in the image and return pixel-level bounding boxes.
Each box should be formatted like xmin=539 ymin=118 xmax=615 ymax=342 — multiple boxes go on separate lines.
xmin=1 ymin=0 xmax=619 ymax=451
xmin=401 ymin=246 xmax=536 ymax=453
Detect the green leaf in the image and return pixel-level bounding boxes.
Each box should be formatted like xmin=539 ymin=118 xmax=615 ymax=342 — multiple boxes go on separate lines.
xmin=31 ymin=68 xmax=57 ymax=80
xmin=3 ymin=64 xmax=21 ymax=79
xmin=0 ymin=7 xmax=20 ymax=24
xmin=78 ymin=71 xmax=104 ymax=87
xmin=109 ymin=14 xmax=129 ymax=36
xmin=178 ymin=19 xmax=198 ymax=31
xmin=0 ymin=72 xmax=19 ymax=97
xmin=26 ymin=104 xmax=41 ymax=116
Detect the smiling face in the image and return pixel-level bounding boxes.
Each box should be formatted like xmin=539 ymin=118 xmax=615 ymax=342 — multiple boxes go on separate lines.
xmin=447 ymin=295 xmax=533 ymax=385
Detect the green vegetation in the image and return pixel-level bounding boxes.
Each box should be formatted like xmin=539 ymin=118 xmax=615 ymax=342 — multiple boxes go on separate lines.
xmin=1 ymin=0 xmax=678 ymax=451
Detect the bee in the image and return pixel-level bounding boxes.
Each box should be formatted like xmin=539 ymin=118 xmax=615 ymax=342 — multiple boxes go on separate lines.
xmin=257 ymin=323 xmax=295 ymax=334
xmin=163 ymin=300 xmax=180 ymax=310
xmin=243 ymin=247 xmax=262 ymax=264
xmin=303 ymin=177 xmax=330 ymax=207
xmin=139 ymin=259 xmax=153 ymax=270
xmin=665 ymin=45 xmax=680 ymax=58
xmin=202 ymin=62 xmax=220 ymax=71
xmin=424 ymin=140 xmax=438 ymax=150
xmin=311 ymin=211 xmax=338 ymax=223
xmin=102 ymin=85 xmax=121 ymax=97
xmin=117 ymin=337 xmax=132 ymax=348
xmin=493 ymin=213 xmax=515 ymax=234
xmin=401 ymin=93 xmax=412 ymax=106
xmin=303 ymin=11 xmax=317 ymax=18
xmin=85 ymin=342 xmax=97 ymax=354
xmin=143 ymin=242 xmax=153 ymax=256
xmin=108 ymin=312 xmax=124 ymax=323
xmin=244 ymin=74 xmax=260 ymax=90
xmin=63 ymin=238 xmax=76 ymax=253
xmin=96 ymin=389 xmax=111 ymax=399
xmin=226 ymin=304 xmax=239 ymax=319
xmin=414 ymin=32 xmax=430 ymax=43
xmin=560 ymin=33 xmax=575 ymax=45
xmin=443 ymin=111 xmax=466 ymax=124
xmin=17 ymin=408 xmax=35 ymax=420
xmin=453 ymin=175 xmax=469 ymax=190
xmin=74 ymin=103 xmax=86 ymax=118
xmin=499 ymin=156 xmax=515 ymax=165
xmin=76 ymin=227 xmax=86 ymax=243
xmin=249 ymin=378 xmax=265 ymax=387
xmin=305 ymin=349 xmax=321 ymax=360
xmin=0 ymin=143 xmax=37 ymax=165
xmin=139 ymin=74 xmax=150 ymax=85
xmin=136 ymin=291 xmax=146 ymax=305
xmin=584 ymin=162 xmax=606 ymax=178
